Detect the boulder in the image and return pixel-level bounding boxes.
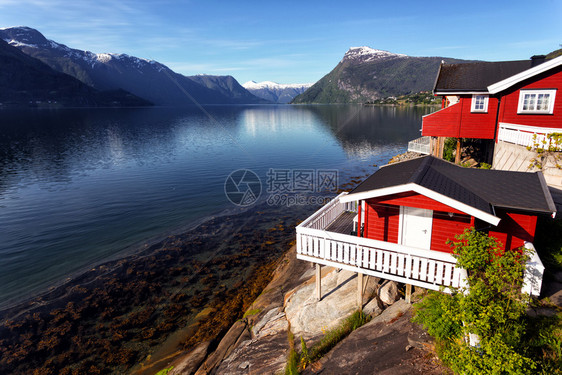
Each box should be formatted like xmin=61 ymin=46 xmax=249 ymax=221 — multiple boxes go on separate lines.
xmin=285 ymin=268 xmax=363 ymax=342
xmin=362 ymin=298 xmax=382 ymax=317
xmin=379 ymin=281 xmax=400 ymax=305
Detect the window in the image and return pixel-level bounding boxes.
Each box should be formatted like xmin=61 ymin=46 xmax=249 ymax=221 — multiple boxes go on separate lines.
xmin=471 ymin=95 xmax=489 ymax=113
xmin=517 ymin=89 xmax=556 ymax=114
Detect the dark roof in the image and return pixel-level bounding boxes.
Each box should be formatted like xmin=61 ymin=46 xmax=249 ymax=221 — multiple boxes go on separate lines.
xmin=434 ymin=60 xmax=541 ymax=93
xmin=348 ymin=156 xmax=556 ymax=215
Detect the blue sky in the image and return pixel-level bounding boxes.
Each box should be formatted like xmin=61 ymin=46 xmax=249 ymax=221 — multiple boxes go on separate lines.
xmin=1 ymin=0 xmax=560 ymax=84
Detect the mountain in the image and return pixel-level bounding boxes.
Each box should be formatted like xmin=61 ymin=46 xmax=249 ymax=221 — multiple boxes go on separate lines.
xmin=0 ymin=38 xmax=150 ymax=107
xmin=0 ymin=26 xmax=263 ymax=106
xmin=188 ymin=75 xmax=269 ymax=104
xmin=242 ymin=81 xmax=313 ymax=104
xmin=292 ymin=46 xmax=470 ymax=104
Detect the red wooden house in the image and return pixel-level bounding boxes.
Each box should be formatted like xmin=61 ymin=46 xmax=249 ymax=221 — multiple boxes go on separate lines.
xmin=420 ymin=55 xmax=562 ymax=160
xmin=296 ymin=156 xmax=555 ymax=299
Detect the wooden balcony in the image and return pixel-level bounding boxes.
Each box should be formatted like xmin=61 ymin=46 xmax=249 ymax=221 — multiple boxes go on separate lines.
xmin=296 ymin=193 xmax=545 ymax=296
xmin=296 ymin=192 xmax=467 ymax=292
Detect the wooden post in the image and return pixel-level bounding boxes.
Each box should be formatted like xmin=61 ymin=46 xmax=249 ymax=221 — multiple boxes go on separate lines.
xmin=455 ymin=138 xmax=461 ymax=164
xmin=316 ymin=264 xmax=322 ymax=301
xmin=405 ymin=284 xmax=412 ymax=304
xmin=357 ymin=272 xmax=364 ymax=309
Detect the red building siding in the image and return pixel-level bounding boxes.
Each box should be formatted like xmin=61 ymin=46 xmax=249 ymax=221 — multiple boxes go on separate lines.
xmin=362 ymin=195 xmax=539 ymax=253
xmin=422 ymin=97 xmax=498 ymax=139
xmin=368 ymin=191 xmax=464 ymax=214
xmin=431 ymin=212 xmax=472 ymax=253
xmin=488 ymin=209 xmax=537 ymax=250
xmin=364 ymin=202 xmax=399 ymax=243
xmin=498 ymin=67 xmax=562 ymax=129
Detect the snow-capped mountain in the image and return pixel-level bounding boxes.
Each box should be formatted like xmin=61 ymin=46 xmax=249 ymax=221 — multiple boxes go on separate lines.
xmin=342 ymin=46 xmax=406 ymax=64
xmin=242 ymin=81 xmax=313 ymax=103
xmin=293 ymin=46 xmax=470 ymax=104
xmin=0 ymin=37 xmax=150 ymax=107
xmin=0 ymin=26 xmax=263 ymax=106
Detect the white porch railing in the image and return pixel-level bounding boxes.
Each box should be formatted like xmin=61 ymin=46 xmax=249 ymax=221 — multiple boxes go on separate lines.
xmin=497 ymin=122 xmax=562 ymax=150
xmin=407 ymin=136 xmax=431 ymax=155
xmin=296 ymin=193 xmax=465 ymax=292
xmin=296 ymin=194 xmax=545 ymax=296
xmin=299 ymin=192 xmax=356 ymax=230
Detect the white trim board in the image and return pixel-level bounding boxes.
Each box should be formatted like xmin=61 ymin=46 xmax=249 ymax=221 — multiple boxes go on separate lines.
xmin=340 ymin=183 xmax=500 ymax=226
xmin=488 ymin=55 xmax=562 ymax=94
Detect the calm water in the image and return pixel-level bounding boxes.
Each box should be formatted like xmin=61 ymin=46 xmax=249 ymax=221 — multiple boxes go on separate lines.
xmin=0 ymin=105 xmax=430 ymax=310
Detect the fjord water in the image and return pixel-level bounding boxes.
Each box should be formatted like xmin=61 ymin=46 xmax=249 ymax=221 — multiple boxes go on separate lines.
xmin=0 ymin=105 xmax=430 ymax=310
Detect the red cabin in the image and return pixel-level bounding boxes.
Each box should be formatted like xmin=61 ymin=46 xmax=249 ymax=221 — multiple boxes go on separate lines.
xmin=296 ymin=156 xmax=555 ymax=297
xmin=420 ymin=55 xmax=562 ymax=159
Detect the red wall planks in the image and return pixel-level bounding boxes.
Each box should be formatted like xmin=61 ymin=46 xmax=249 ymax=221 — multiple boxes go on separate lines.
xmin=498 ymin=67 xmax=562 ymax=129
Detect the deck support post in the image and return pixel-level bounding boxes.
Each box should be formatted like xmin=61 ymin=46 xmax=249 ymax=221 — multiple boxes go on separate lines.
xmin=405 ymin=284 xmax=412 ymax=304
xmin=357 ymin=272 xmax=364 ymax=309
xmin=316 ymin=263 xmax=322 ymax=301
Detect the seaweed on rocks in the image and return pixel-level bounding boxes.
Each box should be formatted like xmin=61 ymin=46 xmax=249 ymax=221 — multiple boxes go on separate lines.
xmin=0 ymin=202 xmax=312 ymax=375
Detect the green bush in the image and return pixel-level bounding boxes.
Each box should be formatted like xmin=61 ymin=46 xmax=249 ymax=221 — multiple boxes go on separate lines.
xmin=443 ymin=137 xmax=457 ymax=162
xmin=414 ymin=229 xmax=562 ymax=374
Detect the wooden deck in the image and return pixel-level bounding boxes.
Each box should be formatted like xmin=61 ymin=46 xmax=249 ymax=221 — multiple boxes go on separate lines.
xmin=325 ymin=211 xmax=356 ymax=235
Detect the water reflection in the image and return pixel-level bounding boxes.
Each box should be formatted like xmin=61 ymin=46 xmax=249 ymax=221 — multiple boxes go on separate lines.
xmin=0 ymin=105 xmax=426 ymax=308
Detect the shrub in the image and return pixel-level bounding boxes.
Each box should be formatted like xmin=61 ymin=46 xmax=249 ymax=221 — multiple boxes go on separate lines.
xmin=414 ymin=229 xmax=562 ymax=374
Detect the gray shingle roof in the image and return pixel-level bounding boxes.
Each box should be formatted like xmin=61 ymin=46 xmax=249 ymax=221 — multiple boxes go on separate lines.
xmin=434 ymin=60 xmax=538 ymax=93
xmin=348 ymin=156 xmax=556 ymax=215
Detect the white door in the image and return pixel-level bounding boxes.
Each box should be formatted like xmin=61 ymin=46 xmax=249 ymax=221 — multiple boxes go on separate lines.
xmin=400 ymin=206 xmax=433 ymax=249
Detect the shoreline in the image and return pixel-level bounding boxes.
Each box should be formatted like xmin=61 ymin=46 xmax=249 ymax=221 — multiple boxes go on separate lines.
xmin=0 ymin=199 xmax=317 ymax=374
xmin=0 ymin=202 xmax=252 ymax=316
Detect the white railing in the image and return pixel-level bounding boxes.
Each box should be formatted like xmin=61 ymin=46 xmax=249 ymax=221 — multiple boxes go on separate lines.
xmin=296 ymin=194 xmax=543 ymax=296
xmin=497 ymin=123 xmax=562 ymax=150
xmin=296 ymin=194 xmax=463 ymax=291
xmin=407 ymin=136 xmax=431 ymax=155
xmin=296 ymin=227 xmax=463 ymax=292
xmin=523 ymin=242 xmax=545 ymax=297
xmin=299 ymin=192 xmax=356 ymax=230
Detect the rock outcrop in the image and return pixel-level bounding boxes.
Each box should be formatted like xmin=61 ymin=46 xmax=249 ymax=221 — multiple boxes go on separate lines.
xmin=167 ymin=246 xmax=443 ymax=374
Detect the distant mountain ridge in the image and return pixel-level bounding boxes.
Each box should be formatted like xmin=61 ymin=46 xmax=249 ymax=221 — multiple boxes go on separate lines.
xmin=243 ymin=81 xmax=313 ymax=103
xmin=0 ymin=26 xmax=264 ymax=106
xmin=0 ymin=38 xmax=150 ymax=107
xmin=189 ymin=75 xmax=269 ymax=104
xmin=292 ymin=46 xmax=471 ymax=104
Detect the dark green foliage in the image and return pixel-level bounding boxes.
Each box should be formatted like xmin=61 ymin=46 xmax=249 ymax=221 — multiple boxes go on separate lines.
xmin=413 ymin=291 xmax=462 ymax=340
xmin=443 ymin=138 xmax=457 ymax=162
xmin=415 ymin=229 xmax=562 ymax=374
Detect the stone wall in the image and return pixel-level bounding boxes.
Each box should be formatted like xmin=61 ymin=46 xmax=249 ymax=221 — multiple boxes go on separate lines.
xmin=493 ymin=140 xmax=562 ymax=189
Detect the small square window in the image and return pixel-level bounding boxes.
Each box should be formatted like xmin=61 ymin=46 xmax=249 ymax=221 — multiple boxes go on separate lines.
xmin=471 ymin=95 xmax=488 ymax=113
xmin=517 ymin=89 xmax=556 ymax=114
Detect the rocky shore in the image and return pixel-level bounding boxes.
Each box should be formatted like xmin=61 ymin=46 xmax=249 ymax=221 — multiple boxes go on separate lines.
xmin=166 ymin=245 xmax=449 ymax=374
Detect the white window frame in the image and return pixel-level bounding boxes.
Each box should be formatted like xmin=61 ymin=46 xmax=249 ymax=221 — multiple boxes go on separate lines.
xmin=517 ymin=89 xmax=556 ymax=114
xmin=471 ymin=94 xmax=489 ymax=113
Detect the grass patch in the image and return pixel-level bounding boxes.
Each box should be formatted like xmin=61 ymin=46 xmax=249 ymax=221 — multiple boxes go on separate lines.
xmin=155 ymin=366 xmax=173 ymax=375
xmin=243 ymin=308 xmax=261 ymax=318
xmin=285 ymin=310 xmax=371 ymax=373
xmin=285 ymin=330 xmax=299 ymax=375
